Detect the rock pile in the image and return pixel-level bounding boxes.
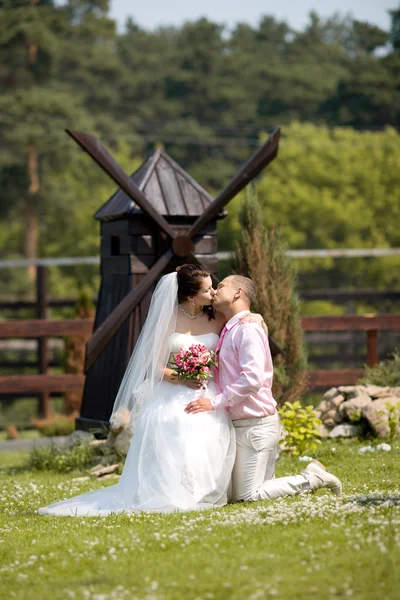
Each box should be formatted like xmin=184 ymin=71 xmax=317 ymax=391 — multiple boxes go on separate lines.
xmin=314 ymin=385 xmax=400 ymax=438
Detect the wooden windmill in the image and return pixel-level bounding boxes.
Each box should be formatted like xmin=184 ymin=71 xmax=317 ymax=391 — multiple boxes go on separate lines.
xmin=66 ymin=128 xmax=281 ymax=432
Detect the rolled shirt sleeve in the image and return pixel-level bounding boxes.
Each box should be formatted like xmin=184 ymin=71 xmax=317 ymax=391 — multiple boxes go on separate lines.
xmin=211 ymin=324 xmax=272 ymax=410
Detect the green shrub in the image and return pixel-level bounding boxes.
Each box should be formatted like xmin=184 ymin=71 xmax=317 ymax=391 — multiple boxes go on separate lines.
xmin=279 ymin=401 xmax=322 ymax=457
xmin=379 ymin=401 xmax=400 ymax=441
xmin=39 ymin=418 xmax=76 ymax=437
xmin=359 ymin=349 xmax=400 ymax=387
xmin=28 ymin=442 xmax=96 ymax=473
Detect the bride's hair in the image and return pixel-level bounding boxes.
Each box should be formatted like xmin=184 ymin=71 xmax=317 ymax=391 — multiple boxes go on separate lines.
xmin=176 ymin=264 xmax=215 ymax=320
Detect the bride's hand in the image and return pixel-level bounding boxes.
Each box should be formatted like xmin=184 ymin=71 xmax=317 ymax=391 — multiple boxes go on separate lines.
xmin=182 ymin=379 xmax=203 ymax=390
xmin=241 ymin=312 xmax=268 ymax=335
xmin=163 ymin=368 xmax=202 ymax=389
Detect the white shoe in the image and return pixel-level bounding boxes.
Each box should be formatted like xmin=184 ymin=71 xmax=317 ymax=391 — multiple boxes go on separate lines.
xmin=303 ymin=460 xmax=342 ymax=496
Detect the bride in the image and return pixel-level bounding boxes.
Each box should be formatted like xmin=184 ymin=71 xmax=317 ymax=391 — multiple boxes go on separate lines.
xmin=38 ymin=265 xmax=264 ymax=517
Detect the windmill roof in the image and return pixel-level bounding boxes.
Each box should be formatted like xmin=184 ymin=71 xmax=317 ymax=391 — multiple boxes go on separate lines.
xmin=94 ymin=149 xmax=224 ymax=221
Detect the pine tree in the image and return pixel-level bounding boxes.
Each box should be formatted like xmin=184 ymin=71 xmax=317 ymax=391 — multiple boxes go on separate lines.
xmin=235 ymin=188 xmax=308 ymax=405
xmin=0 ymin=0 xmax=91 ymax=280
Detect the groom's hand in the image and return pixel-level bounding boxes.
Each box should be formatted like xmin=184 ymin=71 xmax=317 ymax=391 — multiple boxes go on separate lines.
xmin=184 ymin=398 xmax=213 ymax=414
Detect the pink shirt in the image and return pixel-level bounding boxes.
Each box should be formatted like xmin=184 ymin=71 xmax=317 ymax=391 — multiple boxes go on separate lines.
xmin=211 ymin=310 xmax=277 ymax=419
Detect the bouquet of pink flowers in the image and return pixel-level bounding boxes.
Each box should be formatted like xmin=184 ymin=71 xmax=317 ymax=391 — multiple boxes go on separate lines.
xmin=172 ymin=344 xmax=217 ymax=382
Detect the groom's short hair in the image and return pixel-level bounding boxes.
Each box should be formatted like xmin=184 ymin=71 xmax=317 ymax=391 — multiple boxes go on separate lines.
xmin=227 ymin=275 xmax=257 ymax=306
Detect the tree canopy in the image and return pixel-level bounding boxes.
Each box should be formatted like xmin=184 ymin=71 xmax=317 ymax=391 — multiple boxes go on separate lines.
xmin=0 ymin=1 xmax=399 ymax=297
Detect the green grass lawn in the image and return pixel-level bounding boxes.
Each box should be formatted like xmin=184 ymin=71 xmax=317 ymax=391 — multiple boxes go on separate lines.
xmin=1 ymin=439 xmax=399 ymax=600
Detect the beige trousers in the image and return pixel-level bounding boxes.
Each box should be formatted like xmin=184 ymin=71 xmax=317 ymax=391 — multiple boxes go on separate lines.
xmin=231 ymin=412 xmax=309 ymax=502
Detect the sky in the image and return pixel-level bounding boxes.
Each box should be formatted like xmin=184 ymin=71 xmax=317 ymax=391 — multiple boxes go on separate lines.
xmin=110 ymin=0 xmax=399 ymax=32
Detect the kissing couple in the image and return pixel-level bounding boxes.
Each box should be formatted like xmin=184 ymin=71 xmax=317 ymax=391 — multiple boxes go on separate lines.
xmin=39 ymin=264 xmax=341 ymax=517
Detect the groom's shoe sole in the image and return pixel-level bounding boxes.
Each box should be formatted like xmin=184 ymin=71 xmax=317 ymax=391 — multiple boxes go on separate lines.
xmin=305 ymin=462 xmax=342 ymax=496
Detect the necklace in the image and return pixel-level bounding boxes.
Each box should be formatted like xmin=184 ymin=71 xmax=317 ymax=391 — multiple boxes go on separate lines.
xmin=179 ymin=304 xmax=203 ymax=319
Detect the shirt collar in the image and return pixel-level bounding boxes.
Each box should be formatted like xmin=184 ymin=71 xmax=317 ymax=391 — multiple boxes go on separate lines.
xmin=225 ymin=310 xmax=250 ymax=330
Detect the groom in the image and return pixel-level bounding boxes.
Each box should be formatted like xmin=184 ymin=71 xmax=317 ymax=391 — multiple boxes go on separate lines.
xmin=185 ymin=275 xmax=342 ymax=501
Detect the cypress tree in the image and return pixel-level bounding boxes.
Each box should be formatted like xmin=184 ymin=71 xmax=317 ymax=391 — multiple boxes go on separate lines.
xmin=235 ymin=188 xmax=308 ymax=405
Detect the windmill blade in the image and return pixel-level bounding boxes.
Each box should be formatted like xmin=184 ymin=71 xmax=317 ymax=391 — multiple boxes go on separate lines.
xmin=189 ymin=128 xmax=281 ymax=238
xmin=66 ymin=130 xmax=176 ymax=240
xmin=85 ymin=249 xmax=174 ymax=372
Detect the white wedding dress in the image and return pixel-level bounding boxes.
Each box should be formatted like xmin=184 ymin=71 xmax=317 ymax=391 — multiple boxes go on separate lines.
xmin=38 ymin=332 xmax=235 ymax=517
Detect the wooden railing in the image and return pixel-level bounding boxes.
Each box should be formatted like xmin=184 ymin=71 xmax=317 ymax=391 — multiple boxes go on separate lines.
xmin=304 ymin=314 xmax=400 ymax=386
xmin=0 ymin=319 xmax=92 ymax=417
xmin=0 ymin=315 xmax=400 ymax=412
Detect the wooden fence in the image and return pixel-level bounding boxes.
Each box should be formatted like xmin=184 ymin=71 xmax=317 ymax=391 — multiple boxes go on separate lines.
xmin=1 ymin=265 xmax=399 ymax=375
xmin=302 ymin=314 xmax=400 ymax=386
xmin=0 ymin=319 xmax=92 ymax=418
xmin=1 ymin=314 xmax=400 ymax=419
xmin=1 ymin=265 xmax=399 ymax=376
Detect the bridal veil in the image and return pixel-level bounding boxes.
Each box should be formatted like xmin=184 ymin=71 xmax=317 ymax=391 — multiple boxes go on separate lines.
xmin=109 ymin=272 xmax=178 ymax=434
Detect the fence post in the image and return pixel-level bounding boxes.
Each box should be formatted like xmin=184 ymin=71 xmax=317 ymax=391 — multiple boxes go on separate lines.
xmin=346 ymin=299 xmax=356 ymax=368
xmin=367 ymin=330 xmax=379 ymax=368
xmin=36 ymin=265 xmax=51 ymax=418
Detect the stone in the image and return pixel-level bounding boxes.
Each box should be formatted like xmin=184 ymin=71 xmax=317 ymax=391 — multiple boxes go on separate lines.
xmin=316 ymin=393 xmax=344 ymax=414
xmin=340 ymin=393 xmax=372 ymax=422
xmin=364 ymin=385 xmax=391 ymax=398
xmin=330 ymin=393 xmax=345 ymax=408
xmin=315 ymin=399 xmax=328 ymax=413
xmin=337 ymin=385 xmax=368 ymax=399
xmin=320 ymin=408 xmax=337 ymax=425
xmin=338 ymin=385 xmax=358 ymax=395
xmin=90 ymin=454 xmax=117 ymax=466
xmin=344 ymin=386 xmax=368 ymax=400
xmin=90 ymin=439 xmax=107 ymax=456
xmin=114 ymin=428 xmax=133 ymax=456
xmin=65 ymin=430 xmax=94 ymax=448
xmin=316 ymin=393 xmax=346 ymax=426
xmin=372 ymin=386 xmax=400 ymax=399
xmin=323 ymin=387 xmax=339 ymax=401
xmin=334 ymin=411 xmax=345 ymax=424
xmin=363 ymin=397 xmax=400 ymax=437
xmin=106 ymin=430 xmax=118 ymax=450
xmin=318 ymin=424 xmax=330 ymax=438
xmin=328 ymin=424 xmax=363 ymax=438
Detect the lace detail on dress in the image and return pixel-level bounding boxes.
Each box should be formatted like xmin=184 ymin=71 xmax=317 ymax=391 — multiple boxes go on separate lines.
xmin=181 ymin=465 xmax=195 ymax=494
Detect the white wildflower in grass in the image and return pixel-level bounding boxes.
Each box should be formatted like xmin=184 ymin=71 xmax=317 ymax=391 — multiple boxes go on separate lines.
xmin=298 ymin=456 xmax=313 ymax=462
xmin=376 ymin=443 xmax=391 ymax=452
xmin=359 ymin=446 xmax=376 ymax=454
xmin=359 ymin=443 xmax=392 ymax=454
xmin=0 ymin=440 xmax=399 ymax=600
